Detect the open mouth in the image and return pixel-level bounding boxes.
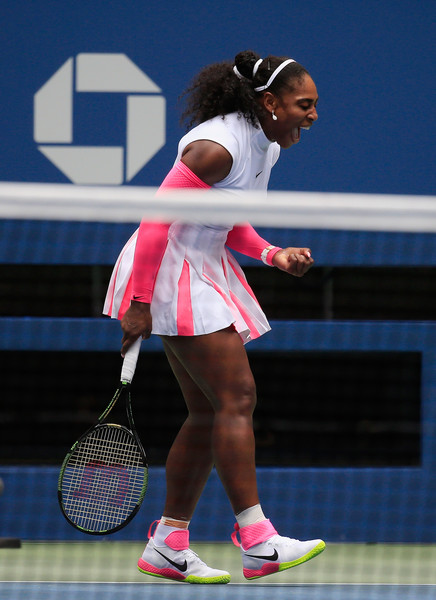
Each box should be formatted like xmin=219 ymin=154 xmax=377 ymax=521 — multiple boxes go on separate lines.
xmin=291 ymin=127 xmax=301 ymax=143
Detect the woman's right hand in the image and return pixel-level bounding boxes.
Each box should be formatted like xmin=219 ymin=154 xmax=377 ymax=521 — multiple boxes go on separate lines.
xmin=120 ymin=300 xmax=152 ymax=357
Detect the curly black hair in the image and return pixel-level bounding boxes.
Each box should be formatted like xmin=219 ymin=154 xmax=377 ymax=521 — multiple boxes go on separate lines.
xmin=181 ymin=50 xmax=310 ymax=129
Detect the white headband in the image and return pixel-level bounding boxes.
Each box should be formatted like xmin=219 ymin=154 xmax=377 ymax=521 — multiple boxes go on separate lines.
xmin=254 ymin=58 xmax=295 ymax=92
xmin=252 ymin=59 xmax=263 ymax=78
xmin=233 ymin=59 xmax=263 ymax=81
xmin=232 ymin=65 xmax=244 ymax=80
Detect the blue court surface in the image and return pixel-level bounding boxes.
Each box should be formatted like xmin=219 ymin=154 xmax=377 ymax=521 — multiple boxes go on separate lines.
xmin=1 ymin=582 xmax=436 ymax=600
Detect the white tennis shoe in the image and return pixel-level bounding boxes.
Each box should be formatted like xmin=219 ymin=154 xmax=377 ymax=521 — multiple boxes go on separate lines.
xmin=231 ymin=519 xmax=325 ymax=580
xmin=138 ymin=521 xmax=230 ymax=584
xmin=240 ymin=533 xmax=325 ymax=579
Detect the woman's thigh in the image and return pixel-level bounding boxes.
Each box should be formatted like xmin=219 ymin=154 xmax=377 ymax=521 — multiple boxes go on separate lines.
xmin=162 ymin=339 xmax=213 ymax=418
xmin=160 ymin=327 xmax=256 ymax=412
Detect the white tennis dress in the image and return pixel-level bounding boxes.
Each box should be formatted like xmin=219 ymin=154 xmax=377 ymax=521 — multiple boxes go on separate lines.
xmin=103 ymin=112 xmax=280 ymax=344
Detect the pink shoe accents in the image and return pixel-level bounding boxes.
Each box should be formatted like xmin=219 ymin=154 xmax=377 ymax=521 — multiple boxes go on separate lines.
xmin=231 ymin=519 xmax=278 ymax=550
xmin=147 ymin=519 xmax=190 ymax=550
xmin=243 ymin=562 xmax=280 ymax=579
xmin=165 ymin=529 xmax=190 ymax=551
xmin=137 ymin=557 xmax=186 ymax=581
xmin=147 ymin=520 xmax=160 ymax=539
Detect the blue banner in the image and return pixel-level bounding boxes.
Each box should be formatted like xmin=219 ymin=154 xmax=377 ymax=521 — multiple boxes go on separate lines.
xmin=1 ymin=0 xmax=435 ymax=194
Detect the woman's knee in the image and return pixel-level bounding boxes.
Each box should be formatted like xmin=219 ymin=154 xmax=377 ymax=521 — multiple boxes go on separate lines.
xmin=187 ymin=405 xmax=215 ymax=429
xmin=215 ymin=375 xmax=257 ymax=416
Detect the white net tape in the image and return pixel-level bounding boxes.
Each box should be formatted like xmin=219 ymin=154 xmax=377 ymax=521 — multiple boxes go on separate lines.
xmin=1 ymin=181 xmax=436 ymax=231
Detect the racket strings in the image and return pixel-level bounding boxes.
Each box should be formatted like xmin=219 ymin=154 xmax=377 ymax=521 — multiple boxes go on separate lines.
xmin=61 ymin=425 xmax=147 ymax=532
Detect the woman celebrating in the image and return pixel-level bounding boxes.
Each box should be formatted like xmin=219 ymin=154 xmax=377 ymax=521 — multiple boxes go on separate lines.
xmin=104 ymin=50 xmax=323 ymax=584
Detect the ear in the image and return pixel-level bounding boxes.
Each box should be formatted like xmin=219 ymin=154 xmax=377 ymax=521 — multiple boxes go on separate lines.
xmin=261 ymin=91 xmax=279 ymax=115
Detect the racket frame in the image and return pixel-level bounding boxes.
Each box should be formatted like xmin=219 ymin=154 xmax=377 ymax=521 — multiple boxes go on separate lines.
xmin=57 ymin=339 xmax=148 ymax=535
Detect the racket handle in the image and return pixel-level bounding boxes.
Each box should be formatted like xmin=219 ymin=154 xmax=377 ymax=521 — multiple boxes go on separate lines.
xmin=121 ymin=337 xmax=142 ymax=383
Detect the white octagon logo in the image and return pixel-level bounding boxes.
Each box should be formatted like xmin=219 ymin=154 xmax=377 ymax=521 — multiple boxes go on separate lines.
xmin=34 ymin=53 xmax=166 ymax=185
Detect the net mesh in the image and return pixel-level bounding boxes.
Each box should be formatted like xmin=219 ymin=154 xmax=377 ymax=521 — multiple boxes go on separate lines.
xmin=0 ymin=182 xmax=435 ymax=599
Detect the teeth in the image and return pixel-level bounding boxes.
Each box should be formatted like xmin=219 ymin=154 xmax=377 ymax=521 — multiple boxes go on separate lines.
xmin=301 ymin=126 xmax=310 ymax=130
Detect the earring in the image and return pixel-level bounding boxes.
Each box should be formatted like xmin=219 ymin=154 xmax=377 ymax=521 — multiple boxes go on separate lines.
xmin=271 ymin=110 xmax=278 ymax=121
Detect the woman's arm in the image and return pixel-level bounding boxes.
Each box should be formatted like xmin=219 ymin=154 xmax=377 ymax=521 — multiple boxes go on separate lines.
xmin=226 ymin=223 xmax=281 ymax=265
xmin=226 ymin=223 xmax=313 ymax=274
xmin=121 ymin=148 xmax=224 ymax=355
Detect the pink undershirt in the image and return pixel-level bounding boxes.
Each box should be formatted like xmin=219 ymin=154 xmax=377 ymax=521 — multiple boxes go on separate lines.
xmin=131 ymin=161 xmax=281 ymax=303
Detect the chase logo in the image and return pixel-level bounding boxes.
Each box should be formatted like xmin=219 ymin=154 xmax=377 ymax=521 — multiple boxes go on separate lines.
xmin=33 ymin=53 xmax=165 ymax=185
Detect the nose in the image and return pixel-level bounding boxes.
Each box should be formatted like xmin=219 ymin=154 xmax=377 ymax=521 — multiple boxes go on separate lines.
xmin=307 ymin=107 xmax=318 ymax=123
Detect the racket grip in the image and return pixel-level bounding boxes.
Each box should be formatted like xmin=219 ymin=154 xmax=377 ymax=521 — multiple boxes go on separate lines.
xmin=121 ymin=337 xmax=142 ymax=383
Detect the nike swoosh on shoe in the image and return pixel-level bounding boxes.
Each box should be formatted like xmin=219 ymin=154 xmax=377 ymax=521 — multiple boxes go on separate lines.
xmin=245 ymin=549 xmax=279 ymax=561
xmin=154 ymin=548 xmax=188 ymax=571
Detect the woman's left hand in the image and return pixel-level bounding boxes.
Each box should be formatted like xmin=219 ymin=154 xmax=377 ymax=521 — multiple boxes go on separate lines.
xmin=272 ymin=247 xmax=314 ymax=277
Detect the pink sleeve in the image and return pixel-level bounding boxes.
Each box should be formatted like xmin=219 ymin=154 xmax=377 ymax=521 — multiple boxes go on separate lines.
xmin=226 ymin=223 xmax=281 ymax=266
xmin=131 ymin=162 xmax=211 ymax=303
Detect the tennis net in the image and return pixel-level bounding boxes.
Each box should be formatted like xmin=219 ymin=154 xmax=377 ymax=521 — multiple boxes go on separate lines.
xmin=1 ymin=182 xmax=435 ymax=598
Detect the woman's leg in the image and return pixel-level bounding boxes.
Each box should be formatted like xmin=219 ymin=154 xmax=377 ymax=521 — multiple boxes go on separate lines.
xmin=161 ymin=327 xmax=259 ymax=516
xmin=139 ymin=341 xmax=233 ymax=583
xmin=141 ymin=327 xmax=325 ymax=584
xmin=161 ymin=341 xmax=216 ymax=521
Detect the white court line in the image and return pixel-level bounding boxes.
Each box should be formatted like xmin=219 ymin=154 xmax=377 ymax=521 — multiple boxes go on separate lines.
xmin=2 ymin=581 xmax=436 ymax=586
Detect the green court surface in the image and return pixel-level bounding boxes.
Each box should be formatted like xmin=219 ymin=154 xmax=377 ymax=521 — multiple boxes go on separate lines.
xmin=1 ymin=541 xmax=436 ymax=587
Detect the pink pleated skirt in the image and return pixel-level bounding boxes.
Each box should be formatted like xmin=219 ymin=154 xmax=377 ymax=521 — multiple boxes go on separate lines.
xmin=103 ymin=222 xmax=271 ymax=344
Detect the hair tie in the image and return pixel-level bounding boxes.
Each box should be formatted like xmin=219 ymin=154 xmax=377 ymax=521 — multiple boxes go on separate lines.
xmin=254 ymin=58 xmax=295 ymax=92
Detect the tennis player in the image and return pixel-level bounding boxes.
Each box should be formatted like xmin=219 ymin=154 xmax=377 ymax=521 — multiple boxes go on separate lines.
xmin=104 ymin=50 xmax=323 ymax=584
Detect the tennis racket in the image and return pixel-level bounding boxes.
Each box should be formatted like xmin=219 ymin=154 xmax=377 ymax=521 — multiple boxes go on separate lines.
xmin=58 ymin=337 xmax=148 ymax=535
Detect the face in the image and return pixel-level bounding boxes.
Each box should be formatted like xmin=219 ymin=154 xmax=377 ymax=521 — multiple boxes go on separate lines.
xmin=261 ymin=74 xmax=319 ymax=149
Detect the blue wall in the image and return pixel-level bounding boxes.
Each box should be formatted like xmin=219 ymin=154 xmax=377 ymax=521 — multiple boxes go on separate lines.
xmin=1 ymin=0 xmax=435 ymax=194
xmin=1 ymin=320 xmax=436 ymax=543
xmin=1 ymin=463 xmax=434 ymax=544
